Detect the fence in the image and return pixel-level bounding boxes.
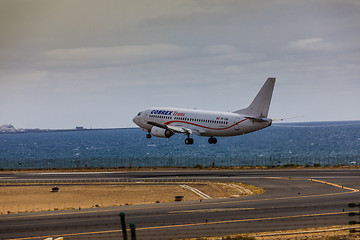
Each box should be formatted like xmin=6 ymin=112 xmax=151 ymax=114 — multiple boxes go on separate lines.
xmin=0 ymin=178 xmax=202 ymax=184
xmin=0 ymin=155 xmax=359 ymax=169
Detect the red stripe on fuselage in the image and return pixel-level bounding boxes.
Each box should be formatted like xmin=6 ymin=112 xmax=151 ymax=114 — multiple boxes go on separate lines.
xmin=164 ymin=119 xmax=247 ymax=130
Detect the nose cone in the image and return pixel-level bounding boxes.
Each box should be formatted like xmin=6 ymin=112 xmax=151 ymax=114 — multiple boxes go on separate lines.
xmin=132 ymin=115 xmax=139 ymax=125
xmin=133 ymin=111 xmax=143 ymax=126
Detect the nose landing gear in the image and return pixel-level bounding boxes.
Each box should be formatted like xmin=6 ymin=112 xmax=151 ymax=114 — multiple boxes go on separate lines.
xmin=208 ymin=137 xmax=217 ymax=144
xmin=146 ymin=131 xmax=152 ymax=139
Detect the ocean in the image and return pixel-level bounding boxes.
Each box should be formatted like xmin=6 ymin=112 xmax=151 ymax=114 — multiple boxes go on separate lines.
xmin=0 ymin=121 xmax=359 ymax=169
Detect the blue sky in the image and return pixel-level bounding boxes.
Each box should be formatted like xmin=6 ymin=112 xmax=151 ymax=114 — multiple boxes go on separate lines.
xmin=1 ymin=0 xmax=359 ymax=128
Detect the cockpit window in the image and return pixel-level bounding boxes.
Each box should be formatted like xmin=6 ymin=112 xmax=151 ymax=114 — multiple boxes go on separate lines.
xmin=137 ymin=112 xmax=141 ymax=116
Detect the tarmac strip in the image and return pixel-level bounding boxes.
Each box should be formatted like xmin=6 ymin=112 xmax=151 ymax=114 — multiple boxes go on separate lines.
xmin=8 ymin=211 xmax=351 ymax=240
xmin=267 ymin=177 xmax=359 ymax=192
xmin=1 ymin=178 xmax=357 ymax=221
xmin=308 ymin=178 xmax=359 ymax=192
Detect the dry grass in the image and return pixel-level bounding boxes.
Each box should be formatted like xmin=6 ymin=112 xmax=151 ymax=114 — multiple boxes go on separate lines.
xmin=0 ymin=182 xmax=260 ymax=214
xmin=252 ymin=225 xmax=360 ymax=240
xmin=183 ymin=225 xmax=360 ymax=239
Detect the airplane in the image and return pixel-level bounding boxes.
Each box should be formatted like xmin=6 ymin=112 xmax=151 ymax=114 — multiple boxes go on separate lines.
xmin=133 ymin=77 xmax=276 ymax=145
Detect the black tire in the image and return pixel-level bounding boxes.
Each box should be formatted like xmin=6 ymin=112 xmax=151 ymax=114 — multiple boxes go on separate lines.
xmin=208 ymin=137 xmax=217 ymax=144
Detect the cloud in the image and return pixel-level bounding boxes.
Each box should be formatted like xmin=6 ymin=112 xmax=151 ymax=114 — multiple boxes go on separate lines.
xmin=1 ymin=1 xmax=360 ymax=128
xmin=287 ymin=38 xmax=335 ymax=51
xmin=205 ymin=45 xmax=237 ymax=55
xmin=44 ymin=44 xmax=265 ymax=73
xmin=45 ymin=44 xmax=191 ymax=69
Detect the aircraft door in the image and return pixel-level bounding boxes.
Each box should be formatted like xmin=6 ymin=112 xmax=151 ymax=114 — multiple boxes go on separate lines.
xmin=234 ymin=117 xmax=240 ymax=130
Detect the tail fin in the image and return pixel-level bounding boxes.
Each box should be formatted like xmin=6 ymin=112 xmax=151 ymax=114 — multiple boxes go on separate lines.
xmin=233 ymin=77 xmax=276 ymax=118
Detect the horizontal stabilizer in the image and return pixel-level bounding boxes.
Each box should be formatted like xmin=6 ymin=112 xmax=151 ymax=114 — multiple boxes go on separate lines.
xmin=244 ymin=116 xmax=272 ymax=122
xmin=272 ymin=115 xmax=304 ymax=122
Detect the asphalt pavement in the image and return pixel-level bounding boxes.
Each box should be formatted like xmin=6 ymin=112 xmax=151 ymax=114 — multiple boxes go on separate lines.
xmin=1 ymin=169 xmax=359 ymax=239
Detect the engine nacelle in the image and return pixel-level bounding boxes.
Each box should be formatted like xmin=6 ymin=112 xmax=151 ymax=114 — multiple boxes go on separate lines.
xmin=150 ymin=126 xmax=174 ymax=138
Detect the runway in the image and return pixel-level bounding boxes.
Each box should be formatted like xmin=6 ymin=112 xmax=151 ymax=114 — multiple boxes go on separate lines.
xmin=1 ymin=169 xmax=360 ymax=239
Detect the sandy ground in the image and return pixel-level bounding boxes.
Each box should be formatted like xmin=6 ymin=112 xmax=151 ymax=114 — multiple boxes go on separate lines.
xmin=250 ymin=226 xmax=360 ymax=240
xmin=184 ymin=225 xmax=360 ymax=239
xmin=0 ymin=182 xmax=261 ymax=214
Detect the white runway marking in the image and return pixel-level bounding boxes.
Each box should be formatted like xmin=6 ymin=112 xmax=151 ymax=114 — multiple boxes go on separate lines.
xmin=180 ymin=184 xmax=212 ymax=199
xmin=169 ymin=208 xmax=255 ymax=213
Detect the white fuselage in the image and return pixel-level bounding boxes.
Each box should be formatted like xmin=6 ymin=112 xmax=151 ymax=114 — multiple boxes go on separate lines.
xmin=133 ymin=107 xmax=271 ymax=137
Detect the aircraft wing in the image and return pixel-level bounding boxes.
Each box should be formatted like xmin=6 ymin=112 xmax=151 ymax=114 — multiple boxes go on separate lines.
xmin=147 ymin=121 xmax=192 ymax=135
xmin=189 ymin=128 xmax=206 ymax=136
xmin=168 ymin=125 xmax=192 ymax=134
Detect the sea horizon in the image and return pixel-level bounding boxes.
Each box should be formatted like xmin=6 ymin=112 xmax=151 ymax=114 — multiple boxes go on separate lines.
xmin=0 ymin=120 xmax=359 ymax=169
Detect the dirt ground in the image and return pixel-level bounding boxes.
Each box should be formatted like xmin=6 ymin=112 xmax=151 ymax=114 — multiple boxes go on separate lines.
xmin=0 ymin=182 xmax=261 ymax=214
xmin=184 ymin=225 xmax=360 ymax=239
xmin=251 ymin=226 xmax=360 ymax=240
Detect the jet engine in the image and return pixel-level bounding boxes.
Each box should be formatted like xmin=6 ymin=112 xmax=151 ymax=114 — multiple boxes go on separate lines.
xmin=150 ymin=126 xmax=174 ymax=138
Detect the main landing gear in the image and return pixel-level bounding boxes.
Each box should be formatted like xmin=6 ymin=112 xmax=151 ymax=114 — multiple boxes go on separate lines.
xmin=185 ymin=133 xmax=194 ymax=145
xmin=185 ymin=138 xmax=194 ymax=145
xmin=208 ymin=137 xmax=217 ymax=144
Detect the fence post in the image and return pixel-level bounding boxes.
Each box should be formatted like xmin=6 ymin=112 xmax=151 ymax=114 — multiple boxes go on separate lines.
xmin=120 ymin=212 xmax=128 ymax=240
xmin=130 ymin=222 xmax=136 ymax=240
